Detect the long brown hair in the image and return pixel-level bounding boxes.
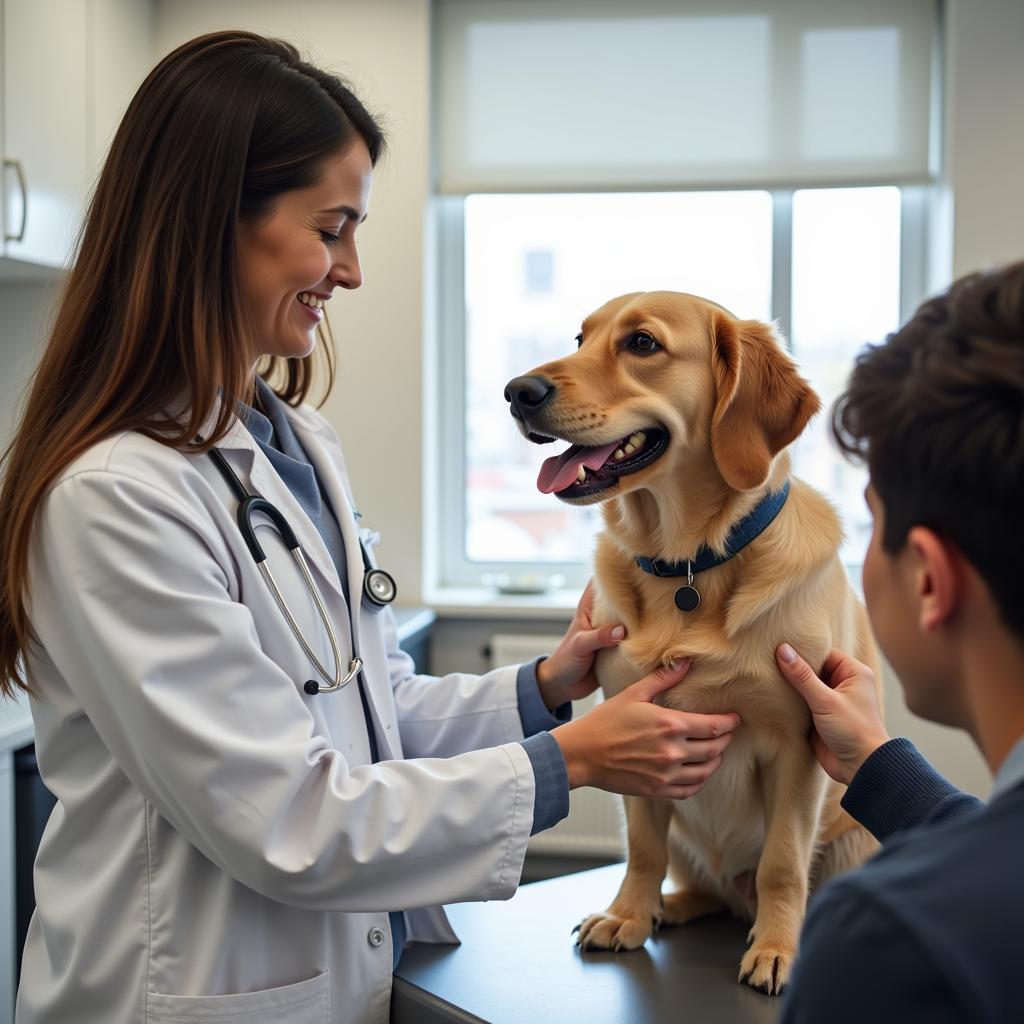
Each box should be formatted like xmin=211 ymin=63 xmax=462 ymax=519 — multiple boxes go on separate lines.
xmin=0 ymin=31 xmax=385 ymax=696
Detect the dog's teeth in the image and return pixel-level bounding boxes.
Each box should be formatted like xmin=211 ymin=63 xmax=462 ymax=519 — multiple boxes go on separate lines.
xmin=623 ymin=443 xmax=636 ymax=455
xmin=577 ymin=464 xmax=586 ymax=483
xmin=614 ymin=448 xmax=625 ymax=460
xmin=634 ymin=431 xmax=646 ymax=444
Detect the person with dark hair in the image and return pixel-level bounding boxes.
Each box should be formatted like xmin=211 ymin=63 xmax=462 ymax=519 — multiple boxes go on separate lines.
xmin=0 ymin=32 xmax=740 ymax=1024
xmin=774 ymin=260 xmax=1024 ymax=1022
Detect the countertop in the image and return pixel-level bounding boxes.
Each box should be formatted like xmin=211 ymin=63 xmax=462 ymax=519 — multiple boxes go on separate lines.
xmin=392 ymin=607 xmax=436 ymax=643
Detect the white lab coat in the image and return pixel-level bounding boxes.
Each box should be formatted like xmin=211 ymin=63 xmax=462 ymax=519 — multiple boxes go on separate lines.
xmin=17 ymin=400 xmax=538 ymax=1024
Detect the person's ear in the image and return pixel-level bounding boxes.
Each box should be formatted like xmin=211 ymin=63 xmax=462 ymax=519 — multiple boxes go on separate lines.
xmin=906 ymin=526 xmax=961 ymax=632
xmin=710 ymin=315 xmax=820 ymax=491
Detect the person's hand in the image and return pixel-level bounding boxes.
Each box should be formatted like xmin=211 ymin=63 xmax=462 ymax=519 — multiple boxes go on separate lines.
xmin=552 ymin=659 xmax=742 ymax=799
xmin=535 ymin=581 xmax=626 ymax=709
xmin=775 ymin=644 xmax=891 ymax=786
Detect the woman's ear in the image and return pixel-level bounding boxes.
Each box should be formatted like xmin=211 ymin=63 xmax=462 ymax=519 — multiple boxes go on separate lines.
xmin=710 ymin=315 xmax=820 ymax=491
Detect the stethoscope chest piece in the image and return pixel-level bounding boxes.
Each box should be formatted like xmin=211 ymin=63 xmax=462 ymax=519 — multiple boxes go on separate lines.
xmin=364 ymin=568 xmax=397 ymax=606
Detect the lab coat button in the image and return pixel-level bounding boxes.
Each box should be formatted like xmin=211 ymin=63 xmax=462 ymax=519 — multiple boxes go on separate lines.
xmin=367 ymin=927 xmax=385 ymax=948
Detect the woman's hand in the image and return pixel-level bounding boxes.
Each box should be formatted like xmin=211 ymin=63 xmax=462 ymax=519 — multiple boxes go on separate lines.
xmin=535 ymin=581 xmax=626 ymax=709
xmin=552 ymin=659 xmax=742 ymax=800
xmin=775 ymin=644 xmax=891 ymax=786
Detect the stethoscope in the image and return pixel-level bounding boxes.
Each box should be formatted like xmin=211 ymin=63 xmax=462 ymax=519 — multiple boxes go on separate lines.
xmin=207 ymin=446 xmax=397 ymax=696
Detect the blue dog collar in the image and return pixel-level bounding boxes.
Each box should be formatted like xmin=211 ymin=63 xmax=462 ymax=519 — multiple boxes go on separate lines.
xmin=634 ymin=480 xmax=791 ymax=581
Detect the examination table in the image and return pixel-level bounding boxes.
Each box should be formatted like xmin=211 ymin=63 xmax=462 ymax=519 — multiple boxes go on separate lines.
xmin=393 ymin=863 xmax=781 ymax=1023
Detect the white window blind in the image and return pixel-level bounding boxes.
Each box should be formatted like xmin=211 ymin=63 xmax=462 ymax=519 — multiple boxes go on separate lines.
xmin=435 ymin=0 xmax=938 ymax=193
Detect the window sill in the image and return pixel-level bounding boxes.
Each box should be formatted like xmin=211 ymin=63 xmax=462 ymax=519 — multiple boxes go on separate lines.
xmin=425 ymin=565 xmax=862 ymax=621
xmin=423 ymin=585 xmax=579 ymax=621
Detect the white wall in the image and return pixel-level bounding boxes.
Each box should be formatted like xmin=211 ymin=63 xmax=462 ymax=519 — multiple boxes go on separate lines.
xmin=944 ymin=0 xmax=1024 ymax=279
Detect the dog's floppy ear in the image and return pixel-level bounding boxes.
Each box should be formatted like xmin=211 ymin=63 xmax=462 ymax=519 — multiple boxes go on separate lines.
xmin=710 ymin=316 xmax=820 ymax=491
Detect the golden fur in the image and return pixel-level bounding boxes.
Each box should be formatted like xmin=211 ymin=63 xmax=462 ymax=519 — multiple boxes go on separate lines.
xmin=513 ymin=291 xmax=880 ymax=994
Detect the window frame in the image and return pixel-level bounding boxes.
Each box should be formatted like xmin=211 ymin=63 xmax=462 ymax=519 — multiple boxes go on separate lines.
xmin=433 ymin=186 xmax=932 ymax=590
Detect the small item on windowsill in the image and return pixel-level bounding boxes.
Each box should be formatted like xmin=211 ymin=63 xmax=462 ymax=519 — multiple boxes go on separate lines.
xmin=484 ymin=572 xmax=566 ymax=596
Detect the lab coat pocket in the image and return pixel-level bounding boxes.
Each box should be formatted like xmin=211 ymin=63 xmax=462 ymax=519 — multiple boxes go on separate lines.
xmin=146 ymin=969 xmax=329 ymax=1023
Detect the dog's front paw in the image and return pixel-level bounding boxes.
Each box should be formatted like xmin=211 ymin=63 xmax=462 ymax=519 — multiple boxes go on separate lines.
xmin=738 ymin=941 xmax=795 ymax=995
xmin=574 ymin=910 xmax=653 ymax=952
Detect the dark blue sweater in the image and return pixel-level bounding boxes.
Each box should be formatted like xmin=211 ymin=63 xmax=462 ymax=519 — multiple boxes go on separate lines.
xmin=781 ymin=737 xmax=1024 ymax=1023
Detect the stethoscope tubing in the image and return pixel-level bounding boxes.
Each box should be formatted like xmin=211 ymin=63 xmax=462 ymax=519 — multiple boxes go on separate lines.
xmin=258 ymin=551 xmax=360 ymax=693
xmin=205 ymin=444 xmax=380 ymax=695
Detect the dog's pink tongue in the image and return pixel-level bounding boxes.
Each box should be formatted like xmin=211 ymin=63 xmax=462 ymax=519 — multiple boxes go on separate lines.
xmin=537 ymin=442 xmax=620 ymax=494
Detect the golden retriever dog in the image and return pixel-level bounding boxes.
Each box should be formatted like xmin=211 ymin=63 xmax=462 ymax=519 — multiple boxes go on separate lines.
xmin=505 ymin=291 xmax=880 ymax=995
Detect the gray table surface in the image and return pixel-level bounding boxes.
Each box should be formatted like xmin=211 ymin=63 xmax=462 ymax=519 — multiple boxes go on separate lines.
xmin=393 ymin=864 xmax=782 ymax=1024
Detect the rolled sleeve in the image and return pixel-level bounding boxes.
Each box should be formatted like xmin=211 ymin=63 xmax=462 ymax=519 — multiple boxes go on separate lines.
xmin=516 ymin=657 xmax=572 ymax=736
xmin=519 ymin=731 xmax=570 ymax=835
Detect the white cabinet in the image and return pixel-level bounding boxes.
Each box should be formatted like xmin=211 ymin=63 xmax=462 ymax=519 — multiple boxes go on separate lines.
xmin=1 ymin=0 xmax=153 ymax=278
xmin=1 ymin=0 xmax=89 ymax=271
xmin=88 ymin=0 xmax=156 ymax=170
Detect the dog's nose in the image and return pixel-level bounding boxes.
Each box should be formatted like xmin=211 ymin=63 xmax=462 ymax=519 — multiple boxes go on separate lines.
xmin=504 ymin=375 xmax=555 ymax=421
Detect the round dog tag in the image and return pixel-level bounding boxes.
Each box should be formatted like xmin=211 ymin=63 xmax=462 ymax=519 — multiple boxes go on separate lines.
xmin=674 ymin=585 xmax=701 ymax=612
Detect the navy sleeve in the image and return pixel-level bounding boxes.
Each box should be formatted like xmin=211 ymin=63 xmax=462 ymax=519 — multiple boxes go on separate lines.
xmin=842 ymin=738 xmax=982 ymax=841
xmin=515 ymin=657 xmax=573 ymax=835
xmin=781 ymin=879 xmax=966 ymax=1024
xmin=519 ymin=731 xmax=570 ymax=835
xmin=515 ymin=656 xmax=572 ymax=735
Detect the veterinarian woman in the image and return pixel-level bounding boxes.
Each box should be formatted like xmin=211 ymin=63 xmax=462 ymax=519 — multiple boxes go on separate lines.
xmin=0 ymin=33 xmax=742 ymax=1024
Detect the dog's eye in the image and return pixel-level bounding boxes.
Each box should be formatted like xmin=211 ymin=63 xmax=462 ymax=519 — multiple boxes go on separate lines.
xmin=575 ymin=332 xmax=584 ymax=348
xmin=626 ymin=330 xmax=662 ymax=355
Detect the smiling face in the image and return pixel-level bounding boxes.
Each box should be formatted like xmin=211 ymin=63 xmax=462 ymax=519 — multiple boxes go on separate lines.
xmin=505 ymin=291 xmax=818 ymax=505
xmin=235 ymin=139 xmax=373 ymax=360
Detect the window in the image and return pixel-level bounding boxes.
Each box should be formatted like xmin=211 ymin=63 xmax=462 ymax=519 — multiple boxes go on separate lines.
xmin=432 ymin=0 xmax=938 ymax=591
xmin=790 ymin=187 xmax=905 ymax=563
xmin=437 ymin=186 xmax=926 ymax=587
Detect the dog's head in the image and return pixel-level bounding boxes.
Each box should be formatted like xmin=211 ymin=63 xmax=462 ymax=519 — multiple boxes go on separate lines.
xmin=505 ymin=291 xmax=820 ymax=504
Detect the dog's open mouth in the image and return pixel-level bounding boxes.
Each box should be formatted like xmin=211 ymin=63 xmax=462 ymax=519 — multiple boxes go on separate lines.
xmin=534 ymin=427 xmax=669 ymax=500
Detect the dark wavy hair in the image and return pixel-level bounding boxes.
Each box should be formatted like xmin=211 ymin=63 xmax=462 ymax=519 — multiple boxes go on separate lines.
xmin=0 ymin=31 xmax=386 ymax=696
xmin=831 ymin=260 xmax=1024 ymax=640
